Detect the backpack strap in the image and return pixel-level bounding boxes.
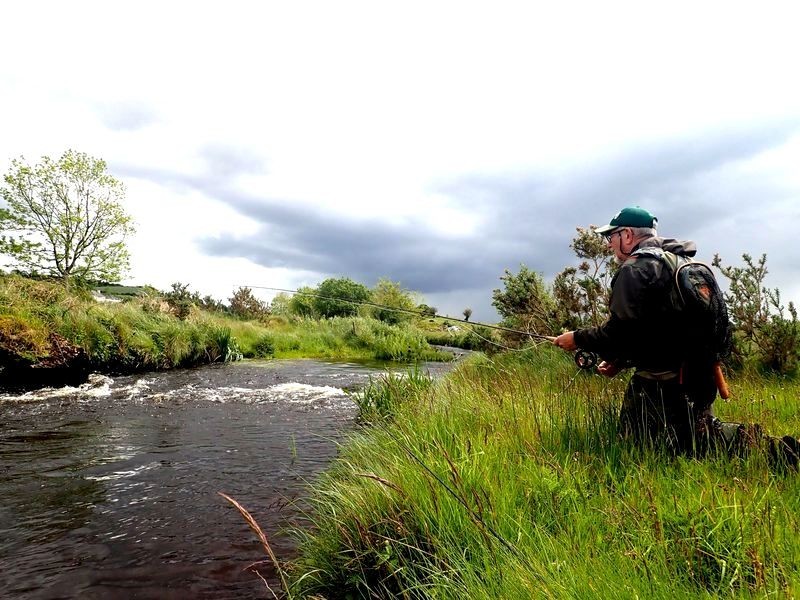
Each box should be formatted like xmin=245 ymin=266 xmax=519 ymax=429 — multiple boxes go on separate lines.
xmin=630 ymin=247 xmax=686 ymax=276
xmin=630 ymin=247 xmax=689 ymax=306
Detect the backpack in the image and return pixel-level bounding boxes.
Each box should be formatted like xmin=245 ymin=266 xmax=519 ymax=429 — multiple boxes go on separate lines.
xmin=632 ymin=248 xmax=733 ymax=364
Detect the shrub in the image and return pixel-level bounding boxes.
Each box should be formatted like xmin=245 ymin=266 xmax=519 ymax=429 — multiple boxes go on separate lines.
xmin=713 ymin=253 xmax=800 ymax=375
xmin=370 ymin=278 xmax=417 ymax=325
xmin=288 ymin=287 xmax=318 ymax=318
xmin=492 ymin=265 xmax=556 ymax=344
xmin=253 ymin=335 xmax=275 ymax=358
xmin=228 ymin=286 xmax=270 ymax=321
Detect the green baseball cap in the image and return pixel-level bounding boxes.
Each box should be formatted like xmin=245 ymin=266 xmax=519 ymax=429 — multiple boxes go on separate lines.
xmin=594 ymin=206 xmax=658 ymax=234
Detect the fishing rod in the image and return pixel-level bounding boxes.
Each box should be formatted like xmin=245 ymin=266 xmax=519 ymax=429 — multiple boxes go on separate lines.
xmin=242 ymin=285 xmax=598 ymax=370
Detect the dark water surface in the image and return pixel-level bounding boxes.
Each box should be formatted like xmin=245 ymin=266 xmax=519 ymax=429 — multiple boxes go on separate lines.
xmin=0 ymin=359 xmax=453 ymax=599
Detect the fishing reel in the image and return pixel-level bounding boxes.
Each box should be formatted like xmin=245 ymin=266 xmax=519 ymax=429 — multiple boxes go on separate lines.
xmin=574 ymin=349 xmax=598 ymax=370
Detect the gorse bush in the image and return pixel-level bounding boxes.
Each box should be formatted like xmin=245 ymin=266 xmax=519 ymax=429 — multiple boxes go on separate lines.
xmin=163 ymin=282 xmax=228 ymax=319
xmin=713 ymin=253 xmax=800 ymax=375
xmin=228 ymin=286 xmax=270 ymax=321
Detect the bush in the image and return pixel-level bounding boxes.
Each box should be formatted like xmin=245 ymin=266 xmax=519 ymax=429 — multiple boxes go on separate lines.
xmin=253 ymin=335 xmax=275 ymax=358
xmin=713 ymin=253 xmax=800 ymax=375
xmin=492 ymin=265 xmax=557 ymax=345
xmin=229 ymin=286 xmax=270 ymax=321
xmin=370 ymin=278 xmax=417 ymax=325
xmin=288 ymin=287 xmax=318 ymax=318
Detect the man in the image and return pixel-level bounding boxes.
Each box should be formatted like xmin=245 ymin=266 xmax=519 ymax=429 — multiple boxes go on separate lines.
xmin=552 ymin=206 xmax=720 ymax=452
xmin=553 ymin=207 xmax=800 ymax=465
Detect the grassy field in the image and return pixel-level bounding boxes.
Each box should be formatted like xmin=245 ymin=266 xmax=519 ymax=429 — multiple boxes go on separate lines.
xmin=286 ymin=346 xmax=800 ymax=598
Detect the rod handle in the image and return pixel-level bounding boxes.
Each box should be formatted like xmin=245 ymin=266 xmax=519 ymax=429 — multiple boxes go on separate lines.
xmin=714 ymin=362 xmax=730 ymax=399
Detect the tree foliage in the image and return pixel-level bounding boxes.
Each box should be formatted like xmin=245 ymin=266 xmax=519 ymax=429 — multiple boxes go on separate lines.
xmin=269 ymin=292 xmax=292 ymax=316
xmin=417 ymin=304 xmax=437 ymax=318
xmin=289 ymin=286 xmax=319 ymax=318
xmin=229 ymin=286 xmax=270 ymax=321
xmin=491 ymin=264 xmax=556 ymax=342
xmin=370 ymin=278 xmax=417 ymax=325
xmin=552 ymin=226 xmax=616 ymax=329
xmin=0 ymin=150 xmax=134 ymax=286
xmin=712 ymin=253 xmax=799 ymax=374
xmin=163 ymin=282 xmax=226 ymax=320
xmin=314 ymin=278 xmax=370 ymax=318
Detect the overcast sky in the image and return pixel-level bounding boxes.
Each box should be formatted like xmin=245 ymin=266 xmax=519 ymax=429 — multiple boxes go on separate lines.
xmin=1 ymin=1 xmax=799 ymax=321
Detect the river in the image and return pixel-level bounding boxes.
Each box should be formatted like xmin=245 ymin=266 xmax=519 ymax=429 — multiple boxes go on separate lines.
xmin=0 ymin=358 xmax=455 ymax=599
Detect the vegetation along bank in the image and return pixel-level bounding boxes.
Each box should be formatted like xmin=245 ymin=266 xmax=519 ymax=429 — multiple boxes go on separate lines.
xmin=285 ymin=348 xmax=800 ymax=598
xmin=0 ymin=275 xmax=478 ymax=388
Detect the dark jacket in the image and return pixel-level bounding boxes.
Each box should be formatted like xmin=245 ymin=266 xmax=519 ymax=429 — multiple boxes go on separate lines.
xmin=573 ymin=236 xmax=697 ymax=372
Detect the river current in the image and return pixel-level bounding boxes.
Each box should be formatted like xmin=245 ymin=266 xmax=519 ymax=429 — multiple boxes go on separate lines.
xmin=0 ymin=358 xmax=453 ymax=599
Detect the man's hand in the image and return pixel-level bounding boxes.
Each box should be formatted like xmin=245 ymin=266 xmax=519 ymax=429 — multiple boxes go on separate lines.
xmin=597 ymin=361 xmax=620 ymax=378
xmin=552 ymin=331 xmax=577 ymax=352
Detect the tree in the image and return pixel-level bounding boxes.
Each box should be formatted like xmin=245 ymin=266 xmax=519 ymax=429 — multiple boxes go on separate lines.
xmin=288 ymin=286 xmax=318 ymax=318
xmin=269 ymin=292 xmax=292 ymax=316
xmin=314 ymin=277 xmax=370 ymax=318
xmin=370 ymin=278 xmax=417 ymax=325
xmin=462 ymin=307 xmax=472 ymax=322
xmin=0 ymin=150 xmax=135 ymax=286
xmin=229 ymin=286 xmax=270 ymax=321
xmin=552 ymin=226 xmax=616 ymax=329
xmin=491 ymin=264 xmax=557 ymax=342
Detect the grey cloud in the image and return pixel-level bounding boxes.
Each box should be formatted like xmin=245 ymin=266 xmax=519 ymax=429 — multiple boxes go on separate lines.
xmin=433 ymin=120 xmax=800 ymax=276
xmin=200 ymin=213 xmax=503 ymax=293
xmin=123 ymin=121 xmax=800 ymax=321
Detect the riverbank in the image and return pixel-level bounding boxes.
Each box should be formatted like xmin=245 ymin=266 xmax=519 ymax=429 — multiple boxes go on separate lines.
xmin=288 ymin=348 xmax=800 ymax=597
xmin=0 ymin=275 xmax=458 ymax=388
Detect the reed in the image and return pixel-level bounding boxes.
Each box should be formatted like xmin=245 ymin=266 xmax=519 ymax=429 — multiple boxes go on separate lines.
xmin=219 ymin=492 xmax=292 ymax=600
xmin=290 ymin=348 xmax=800 ymax=598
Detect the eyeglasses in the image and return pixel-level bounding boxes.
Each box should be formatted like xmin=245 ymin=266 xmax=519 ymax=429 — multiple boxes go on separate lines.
xmin=603 ymin=228 xmax=623 ymax=241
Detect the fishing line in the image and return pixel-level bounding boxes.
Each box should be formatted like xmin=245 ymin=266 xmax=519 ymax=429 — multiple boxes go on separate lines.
xmin=243 ymin=284 xmax=602 ymax=362
xmin=241 ymin=285 xmax=557 ymax=342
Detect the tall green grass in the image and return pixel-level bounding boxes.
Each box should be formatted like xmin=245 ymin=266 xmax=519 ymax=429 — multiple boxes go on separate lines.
xmin=0 ymin=276 xmax=453 ymax=375
xmin=238 ymin=316 xmax=452 ymax=362
xmin=289 ymin=347 xmax=800 ymax=598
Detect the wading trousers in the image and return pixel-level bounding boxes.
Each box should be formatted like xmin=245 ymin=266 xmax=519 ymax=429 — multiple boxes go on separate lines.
xmin=620 ymin=372 xmax=799 ymax=467
xmin=619 ymin=372 xmax=716 ymax=454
